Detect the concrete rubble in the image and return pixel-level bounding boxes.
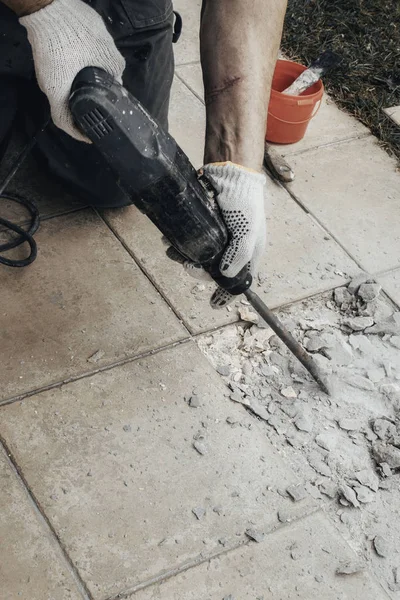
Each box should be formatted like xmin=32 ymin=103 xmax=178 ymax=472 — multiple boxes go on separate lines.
xmin=198 ymin=275 xmax=400 ymax=595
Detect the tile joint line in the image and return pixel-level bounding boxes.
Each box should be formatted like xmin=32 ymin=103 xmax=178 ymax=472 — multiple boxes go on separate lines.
xmin=104 ymin=506 xmax=322 ymax=600
xmin=0 ymin=439 xmax=93 ymax=600
xmin=0 ymin=338 xmax=192 ymax=407
xmin=96 ymin=209 xmax=194 ymax=337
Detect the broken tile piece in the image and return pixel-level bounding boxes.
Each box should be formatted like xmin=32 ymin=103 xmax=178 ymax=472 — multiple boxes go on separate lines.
xmin=372 ymin=442 xmax=400 ymax=469
xmin=348 ymin=273 xmax=370 ymax=295
xmin=188 ymin=395 xmax=202 ymax=408
xmin=354 ymin=486 xmax=375 ymax=504
xmin=290 ymin=544 xmax=302 ymax=560
xmin=192 ymin=507 xmax=206 ymax=520
xmin=373 ymin=535 xmax=388 ymax=557
xmin=336 ymin=560 xmax=365 ymax=575
xmin=87 ymin=349 xmax=105 ymax=364
xmin=230 ymin=392 xmax=251 ymax=407
xmin=344 ymin=317 xmax=374 ymax=332
xmin=294 ymin=409 xmax=313 ymax=433
xmin=307 ymin=452 xmax=331 ymax=477
xmin=366 ymin=368 xmax=385 ymax=383
xmin=342 ymin=374 xmax=375 ymax=392
xmin=304 ymin=335 xmax=327 ymax=352
xmin=354 ymin=469 xmax=379 ymax=492
xmin=216 ymin=365 xmax=231 ymax=377
xmin=315 ymin=432 xmax=337 ymax=452
xmin=334 ymin=287 xmax=353 ymax=306
xmin=267 ymin=414 xmax=289 ymax=436
xmin=358 ymin=283 xmax=381 ymax=303
xmin=193 ymin=441 xmax=207 ymax=455
xmin=238 ymin=307 xmax=259 ymax=324
xmin=277 ymin=509 xmax=292 ymax=523
xmin=322 ymin=334 xmax=354 ymax=366
xmin=366 ymin=312 xmax=400 ymax=336
xmin=394 ymin=566 xmax=400 ymax=584
xmin=245 ymin=528 xmax=265 ymax=543
xmin=372 ymin=419 xmax=396 ymax=443
xmin=380 ymin=462 xmax=392 ymax=478
xmin=280 ymin=386 xmax=297 ymax=399
xmin=339 ymin=485 xmax=360 ymax=508
xmin=319 ymin=481 xmax=337 ymax=499
xmin=338 ymin=418 xmax=360 ymax=431
xmin=286 ymin=484 xmax=307 ymax=503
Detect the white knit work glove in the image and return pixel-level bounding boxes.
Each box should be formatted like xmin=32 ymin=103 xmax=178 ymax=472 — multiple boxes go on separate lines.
xmin=172 ymin=162 xmax=267 ymax=309
xmin=20 ymin=0 xmax=126 ymax=142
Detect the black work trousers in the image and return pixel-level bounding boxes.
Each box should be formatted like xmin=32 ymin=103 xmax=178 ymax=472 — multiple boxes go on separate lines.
xmin=0 ymin=0 xmax=176 ymax=207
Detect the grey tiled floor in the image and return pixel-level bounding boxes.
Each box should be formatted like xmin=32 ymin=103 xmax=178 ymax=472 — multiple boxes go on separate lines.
xmin=1 ymin=2 xmax=399 ymax=597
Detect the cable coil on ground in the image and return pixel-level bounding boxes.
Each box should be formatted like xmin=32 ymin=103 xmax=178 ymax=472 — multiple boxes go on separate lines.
xmin=0 ymin=193 xmax=39 ymax=267
xmin=0 ymin=120 xmax=48 ymax=267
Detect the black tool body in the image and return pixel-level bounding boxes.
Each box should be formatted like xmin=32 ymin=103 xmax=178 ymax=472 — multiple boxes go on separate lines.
xmin=69 ymin=67 xmax=251 ymax=295
xmin=69 ymin=67 xmax=330 ymax=394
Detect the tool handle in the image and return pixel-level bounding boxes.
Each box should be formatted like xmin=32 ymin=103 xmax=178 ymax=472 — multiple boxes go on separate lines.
xmin=69 ymin=67 xmax=251 ymax=295
xmin=206 ymin=255 xmax=252 ymax=294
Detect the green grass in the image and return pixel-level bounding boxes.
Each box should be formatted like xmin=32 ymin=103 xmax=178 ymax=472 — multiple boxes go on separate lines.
xmin=282 ymin=0 xmax=400 ymax=161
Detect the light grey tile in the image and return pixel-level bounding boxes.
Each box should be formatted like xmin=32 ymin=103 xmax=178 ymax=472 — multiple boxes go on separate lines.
xmin=286 ymin=137 xmax=400 ymax=273
xmin=0 ymin=209 xmax=186 ymax=402
xmin=103 ymin=181 xmax=359 ymax=333
xmin=176 ymin=63 xmax=203 ymax=100
xmin=378 ymin=268 xmax=400 ymax=307
xmin=173 ymin=0 xmax=201 ymax=65
xmin=0 ymin=449 xmax=83 ymax=600
xmin=383 ymin=105 xmax=400 ymax=127
xmin=133 ymin=511 xmax=388 ymax=600
xmin=0 ymin=342 xmax=309 ymax=599
xmin=169 ymin=76 xmax=205 ymax=168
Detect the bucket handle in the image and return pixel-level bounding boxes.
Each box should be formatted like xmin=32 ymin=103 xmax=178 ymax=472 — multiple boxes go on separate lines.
xmin=268 ymin=99 xmax=322 ymax=125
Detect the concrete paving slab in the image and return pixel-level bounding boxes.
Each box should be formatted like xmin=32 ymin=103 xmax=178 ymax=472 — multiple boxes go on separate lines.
xmin=0 ymin=131 xmax=84 ymax=226
xmin=0 ymin=342 xmax=313 ymax=600
xmin=383 ymin=105 xmax=400 ymax=127
xmin=103 ymin=181 xmax=358 ymax=334
xmin=175 ymin=63 xmax=203 ymax=100
xmin=169 ymin=76 xmax=205 ymax=168
xmin=0 ymin=447 xmax=83 ymax=600
xmin=378 ymin=268 xmax=400 ymax=307
xmin=173 ymin=0 xmax=201 ymax=65
xmin=286 ymin=137 xmax=400 ymax=274
xmin=133 ymin=511 xmax=389 ymax=600
xmin=0 ymin=209 xmax=186 ymax=402
xmin=175 ymin=63 xmax=369 ymax=156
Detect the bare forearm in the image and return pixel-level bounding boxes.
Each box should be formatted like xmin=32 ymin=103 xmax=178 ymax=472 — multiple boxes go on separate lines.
xmin=0 ymin=0 xmax=52 ymax=16
xmin=200 ymin=0 xmax=287 ymax=170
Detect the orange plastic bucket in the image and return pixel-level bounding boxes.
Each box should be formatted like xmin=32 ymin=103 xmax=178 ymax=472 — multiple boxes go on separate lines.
xmin=266 ymin=59 xmax=324 ymax=144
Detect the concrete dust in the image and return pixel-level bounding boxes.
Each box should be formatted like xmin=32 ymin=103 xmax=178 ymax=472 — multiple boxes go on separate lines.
xmin=197 ymin=277 xmax=400 ymax=595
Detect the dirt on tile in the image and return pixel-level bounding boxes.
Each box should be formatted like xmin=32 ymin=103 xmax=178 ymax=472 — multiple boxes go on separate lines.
xmin=198 ymin=276 xmax=400 ymax=596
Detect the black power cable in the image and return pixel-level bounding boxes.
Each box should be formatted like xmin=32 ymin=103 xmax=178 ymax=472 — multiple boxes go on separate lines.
xmin=0 ymin=120 xmax=48 ymax=267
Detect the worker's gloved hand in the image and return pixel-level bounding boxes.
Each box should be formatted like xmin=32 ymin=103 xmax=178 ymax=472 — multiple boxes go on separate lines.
xmin=169 ymin=162 xmax=267 ymax=309
xmin=20 ymin=0 xmax=126 ymax=142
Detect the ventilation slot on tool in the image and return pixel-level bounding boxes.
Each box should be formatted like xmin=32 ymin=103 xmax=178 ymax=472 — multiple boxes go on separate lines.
xmin=81 ymin=108 xmax=114 ymax=139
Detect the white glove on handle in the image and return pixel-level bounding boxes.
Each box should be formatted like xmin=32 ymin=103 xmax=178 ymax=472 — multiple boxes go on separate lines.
xmin=182 ymin=162 xmax=267 ymax=308
xmin=204 ymin=162 xmax=266 ymax=276
xmin=20 ymin=0 xmax=126 ymax=142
